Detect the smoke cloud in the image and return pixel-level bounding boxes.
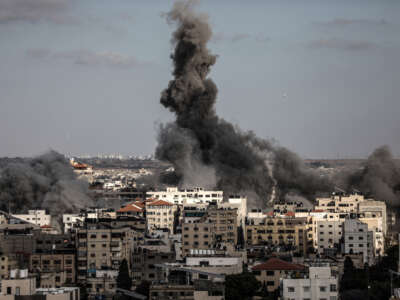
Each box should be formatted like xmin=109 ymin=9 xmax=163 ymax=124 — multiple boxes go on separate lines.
xmin=342 ymin=145 xmax=400 ymax=206
xmin=156 ymin=0 xmax=332 ymax=207
xmin=0 ymin=150 xmax=93 ymax=227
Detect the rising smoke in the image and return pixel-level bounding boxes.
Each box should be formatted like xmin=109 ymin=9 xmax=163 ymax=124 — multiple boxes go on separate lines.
xmin=340 ymin=145 xmax=400 ymax=206
xmin=156 ymin=0 xmax=332 ymax=207
xmin=0 ymin=150 xmax=93 ymax=227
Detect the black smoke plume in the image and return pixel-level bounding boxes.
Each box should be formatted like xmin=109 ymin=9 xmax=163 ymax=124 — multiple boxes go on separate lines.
xmin=156 ymin=0 xmax=332 ymax=207
xmin=0 ymin=150 xmax=93 ymax=227
xmin=342 ymin=145 xmax=400 ymax=206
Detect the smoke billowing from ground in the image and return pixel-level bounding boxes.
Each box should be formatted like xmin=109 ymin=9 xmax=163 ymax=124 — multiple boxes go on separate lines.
xmin=156 ymin=0 xmax=332 ymax=207
xmin=340 ymin=145 xmax=400 ymax=206
xmin=0 ymin=150 xmax=93 ymax=227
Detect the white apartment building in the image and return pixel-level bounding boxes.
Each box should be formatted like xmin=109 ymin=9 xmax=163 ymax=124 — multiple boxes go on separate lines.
xmin=146 ymin=200 xmax=177 ymax=233
xmin=343 ymin=219 xmax=374 ymax=264
xmin=315 ymin=220 xmax=343 ymax=255
xmin=62 ymin=214 xmax=85 ymax=233
xmin=281 ymin=264 xmax=338 ymax=300
xmin=12 ymin=210 xmax=51 ymax=227
xmin=147 ymin=187 xmax=223 ymax=205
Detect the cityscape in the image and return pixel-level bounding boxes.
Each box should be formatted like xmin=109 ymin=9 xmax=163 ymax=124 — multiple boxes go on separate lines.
xmin=1 ymin=0 xmax=399 ymax=300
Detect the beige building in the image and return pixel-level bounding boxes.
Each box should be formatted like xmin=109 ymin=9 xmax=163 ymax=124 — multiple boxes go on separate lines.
xmin=245 ymin=215 xmax=312 ymax=256
xmin=76 ymin=223 xmax=134 ymax=295
xmin=150 ymin=281 xmax=224 ymax=300
xmin=182 ymin=205 xmax=237 ymax=257
xmin=218 ymin=196 xmax=247 ymax=226
xmin=315 ymin=193 xmax=364 ymax=213
xmin=0 ymin=273 xmax=36 ymax=296
xmin=0 ymin=255 xmax=18 ymax=280
xmin=146 ymin=200 xmax=176 ymax=233
xmin=30 ymin=253 xmax=76 ymax=285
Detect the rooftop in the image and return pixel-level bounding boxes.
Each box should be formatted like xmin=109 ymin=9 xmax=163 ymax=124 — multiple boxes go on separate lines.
xmin=252 ymin=257 xmax=305 ymax=271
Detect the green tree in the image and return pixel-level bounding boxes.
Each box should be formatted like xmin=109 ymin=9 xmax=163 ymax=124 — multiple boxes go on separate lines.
xmin=341 ymin=257 xmax=368 ymax=293
xmin=117 ymin=259 xmax=132 ymax=291
xmin=225 ymin=270 xmax=261 ymax=300
xmin=237 ymin=224 xmax=245 ymax=248
xmin=135 ymin=280 xmax=151 ymax=298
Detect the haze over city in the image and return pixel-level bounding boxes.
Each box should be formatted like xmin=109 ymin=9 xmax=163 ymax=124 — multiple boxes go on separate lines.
xmin=1 ymin=0 xmax=399 ymax=158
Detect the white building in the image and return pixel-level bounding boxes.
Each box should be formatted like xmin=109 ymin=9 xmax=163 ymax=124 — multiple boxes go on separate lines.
xmin=147 ymin=187 xmax=223 ymax=205
xmin=281 ymin=264 xmax=338 ymax=300
xmin=315 ymin=220 xmax=343 ymax=255
xmin=62 ymin=214 xmax=85 ymax=233
xmin=343 ymin=219 xmax=374 ymax=264
xmin=146 ymin=200 xmax=177 ymax=233
xmin=12 ymin=210 xmax=51 ymax=227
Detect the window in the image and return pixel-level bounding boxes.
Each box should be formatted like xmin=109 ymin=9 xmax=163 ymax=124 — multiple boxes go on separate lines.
xmin=320 ymin=286 xmax=326 ymax=292
xmin=303 ymin=286 xmax=310 ymax=292
xmin=266 ymin=271 xmax=274 ymax=276
xmin=7 ymin=287 xmax=11 ymax=295
xmin=267 ymin=281 xmax=274 ymax=286
xmin=330 ymin=284 xmax=337 ymax=292
xmin=288 ymin=287 xmax=295 ymax=292
xmin=15 ymin=287 xmax=20 ymax=296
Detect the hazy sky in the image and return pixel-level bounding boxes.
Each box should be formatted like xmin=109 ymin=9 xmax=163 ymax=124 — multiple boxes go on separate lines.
xmin=1 ymin=0 xmax=399 ymax=159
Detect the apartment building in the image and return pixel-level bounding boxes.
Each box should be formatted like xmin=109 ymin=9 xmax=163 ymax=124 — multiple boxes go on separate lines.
xmin=117 ymin=201 xmax=144 ymax=217
xmin=12 ymin=210 xmax=51 ymax=227
xmin=146 ymin=200 xmax=177 ymax=234
xmin=315 ymin=193 xmax=364 ymax=213
xmin=75 ymin=223 xmax=134 ymax=290
xmin=358 ymin=200 xmax=387 ymax=235
xmin=181 ymin=205 xmax=237 ymax=257
xmin=218 ymin=196 xmax=247 ymax=226
xmin=30 ymin=253 xmax=76 ymax=285
xmin=62 ymin=214 xmax=85 ymax=233
xmin=147 ymin=187 xmax=223 ymax=205
xmin=252 ymin=258 xmax=305 ymax=293
xmin=0 ymin=272 xmax=36 ymax=296
xmin=281 ymin=264 xmax=338 ymax=300
xmin=314 ymin=219 xmax=343 ymax=255
xmin=245 ymin=216 xmax=311 ymax=256
xmin=0 ymin=255 xmax=18 ymax=279
xmin=343 ymin=219 xmax=374 ymax=264
xmin=132 ymin=246 xmax=175 ymax=283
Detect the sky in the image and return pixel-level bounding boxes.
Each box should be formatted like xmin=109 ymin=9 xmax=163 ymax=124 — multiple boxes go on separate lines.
xmin=0 ymin=0 xmax=399 ymax=159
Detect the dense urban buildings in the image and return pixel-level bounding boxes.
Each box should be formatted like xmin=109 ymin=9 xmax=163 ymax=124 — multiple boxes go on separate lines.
xmin=0 ymin=181 xmax=396 ymax=300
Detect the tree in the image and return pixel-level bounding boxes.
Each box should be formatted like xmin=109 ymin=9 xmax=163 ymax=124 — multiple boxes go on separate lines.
xmin=117 ymin=259 xmax=132 ymax=291
xmin=135 ymin=280 xmax=151 ymax=298
xmin=225 ymin=270 xmax=261 ymax=300
xmin=340 ymin=256 xmax=367 ymax=292
xmin=237 ymin=224 xmax=245 ymax=248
